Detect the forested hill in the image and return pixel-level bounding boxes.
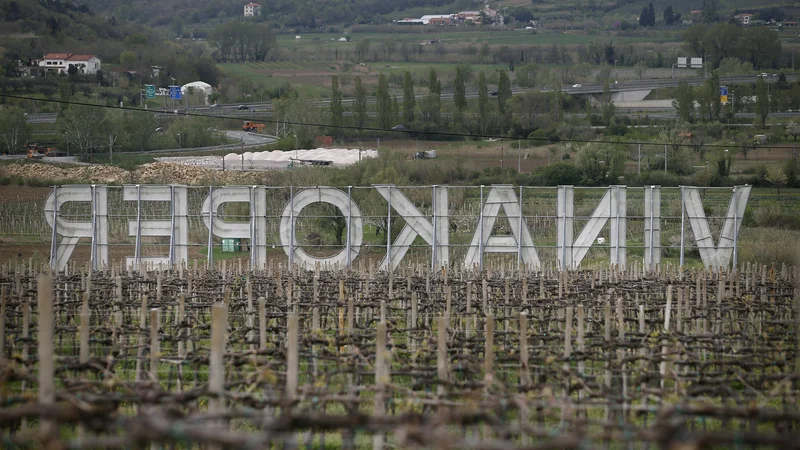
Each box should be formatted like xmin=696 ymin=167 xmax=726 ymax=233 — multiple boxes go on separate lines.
xmin=0 ymin=0 xmax=141 ymax=63
xmin=79 ymin=0 xmax=475 ymax=28
xmin=0 ymin=0 xmax=136 ymax=41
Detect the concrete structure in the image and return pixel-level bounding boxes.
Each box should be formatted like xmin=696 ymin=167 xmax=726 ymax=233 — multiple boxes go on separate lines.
xmin=45 ymin=185 xmax=752 ymax=271
xmin=244 ymin=2 xmax=261 ymax=17
xmin=39 ymin=53 xmax=101 ymax=75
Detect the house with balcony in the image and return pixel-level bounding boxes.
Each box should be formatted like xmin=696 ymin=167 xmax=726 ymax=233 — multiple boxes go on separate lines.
xmin=38 ymin=53 xmax=101 ymax=75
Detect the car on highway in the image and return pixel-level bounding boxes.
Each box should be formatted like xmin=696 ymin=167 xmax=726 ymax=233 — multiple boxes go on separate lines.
xmin=572 ymin=84 xmax=582 ymax=88
xmin=490 ymin=90 xmax=498 ymax=96
xmin=210 ymin=103 xmax=220 ymax=108
xmin=758 ymin=73 xmax=768 ymax=77
xmin=392 ymin=125 xmax=407 ymax=131
xmin=237 ymin=105 xmax=250 ymax=110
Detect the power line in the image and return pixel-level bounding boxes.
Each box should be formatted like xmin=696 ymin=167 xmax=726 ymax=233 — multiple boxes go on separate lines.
xmin=1 ymin=92 xmax=770 ymax=151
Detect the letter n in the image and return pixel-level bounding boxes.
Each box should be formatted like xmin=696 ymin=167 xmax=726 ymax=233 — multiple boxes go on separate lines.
xmin=683 ymin=185 xmax=750 ymax=269
xmin=557 ymin=185 xmax=626 ymax=270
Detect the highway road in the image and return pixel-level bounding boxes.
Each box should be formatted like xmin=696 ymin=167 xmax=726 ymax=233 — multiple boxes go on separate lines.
xmin=23 ymin=73 xmax=798 ymax=125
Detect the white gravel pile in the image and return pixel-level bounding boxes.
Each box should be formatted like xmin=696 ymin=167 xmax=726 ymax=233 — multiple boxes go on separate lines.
xmin=156 ymin=156 xmax=222 ymax=166
xmin=225 ymin=148 xmax=377 ymax=166
xmin=155 ymin=148 xmax=377 ymax=170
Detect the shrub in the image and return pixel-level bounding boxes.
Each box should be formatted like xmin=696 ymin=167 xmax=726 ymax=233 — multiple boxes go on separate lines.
xmin=537 ymin=163 xmax=582 ymax=186
xmin=736 ymin=228 xmax=800 ymax=267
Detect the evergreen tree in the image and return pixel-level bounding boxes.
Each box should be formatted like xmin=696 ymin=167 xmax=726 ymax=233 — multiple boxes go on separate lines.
xmin=663 ymin=5 xmax=675 ymax=25
xmin=673 ymin=81 xmax=695 ymax=123
xmin=402 ymin=71 xmax=415 ymax=124
xmin=477 ymin=71 xmax=488 ymax=134
xmin=647 ymin=2 xmax=656 ymax=26
xmin=497 ymin=70 xmax=511 ymax=114
xmin=639 ymin=6 xmax=649 ymax=27
xmin=376 ymin=74 xmax=392 ymax=129
xmin=755 ymin=76 xmax=769 ymax=126
xmin=330 ymin=75 xmax=343 ymax=128
xmin=702 ymin=0 xmax=718 ymax=23
xmin=354 ymin=76 xmax=367 ymax=128
xmin=424 ymin=68 xmax=441 ymax=124
xmin=454 ymin=67 xmax=467 ymax=122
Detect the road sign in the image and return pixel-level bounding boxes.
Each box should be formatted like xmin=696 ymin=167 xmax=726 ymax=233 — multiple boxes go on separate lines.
xmin=145 ymin=85 xmax=156 ymax=99
xmin=720 ymin=86 xmax=728 ymax=96
xmin=169 ymin=85 xmax=182 ymax=100
xmin=720 ymin=95 xmax=728 ymax=104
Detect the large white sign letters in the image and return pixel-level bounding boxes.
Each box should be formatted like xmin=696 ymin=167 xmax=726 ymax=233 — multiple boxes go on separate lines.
xmin=44 ymin=184 xmax=752 ymax=271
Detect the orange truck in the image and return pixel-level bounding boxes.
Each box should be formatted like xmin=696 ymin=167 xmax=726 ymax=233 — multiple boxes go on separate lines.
xmin=242 ymin=121 xmax=266 ymax=133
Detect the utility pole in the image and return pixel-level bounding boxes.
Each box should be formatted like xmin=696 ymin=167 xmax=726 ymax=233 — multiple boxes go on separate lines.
xmin=638 ymin=143 xmax=641 ymax=175
xmin=664 ymin=144 xmax=668 ymax=173
xmin=517 ymin=140 xmax=521 ymax=173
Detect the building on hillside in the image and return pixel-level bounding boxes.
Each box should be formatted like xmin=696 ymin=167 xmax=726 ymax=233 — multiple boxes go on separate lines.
xmin=244 ymin=2 xmax=261 ymax=17
xmin=457 ymin=11 xmax=482 ymax=22
xmin=784 ymin=20 xmax=798 ymax=26
xmin=420 ymin=14 xmax=454 ymax=25
xmin=734 ymin=13 xmax=753 ymax=25
xmin=38 ymin=53 xmax=101 ymax=75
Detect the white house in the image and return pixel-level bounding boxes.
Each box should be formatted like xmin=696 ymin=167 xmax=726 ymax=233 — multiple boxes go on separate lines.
xmin=244 ymin=2 xmax=261 ymax=17
xmin=38 ymin=53 xmax=101 ymax=75
xmin=734 ymin=13 xmax=753 ymax=25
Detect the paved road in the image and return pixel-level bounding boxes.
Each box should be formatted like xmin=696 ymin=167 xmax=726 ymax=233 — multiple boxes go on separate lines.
xmin=126 ymin=131 xmax=277 ymax=154
xmin=1 ymin=132 xmax=277 ymax=164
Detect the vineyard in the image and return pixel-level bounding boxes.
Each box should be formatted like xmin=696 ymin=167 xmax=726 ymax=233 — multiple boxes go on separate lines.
xmin=1 ymin=260 xmax=799 ymax=449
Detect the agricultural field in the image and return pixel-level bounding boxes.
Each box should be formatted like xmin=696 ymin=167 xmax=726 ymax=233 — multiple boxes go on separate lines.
xmin=0 ymin=262 xmax=798 ymax=448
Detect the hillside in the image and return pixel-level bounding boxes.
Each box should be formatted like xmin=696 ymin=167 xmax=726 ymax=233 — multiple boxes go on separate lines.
xmin=80 ymin=0 xmax=477 ymax=29
xmin=0 ymin=0 xmax=139 ymax=62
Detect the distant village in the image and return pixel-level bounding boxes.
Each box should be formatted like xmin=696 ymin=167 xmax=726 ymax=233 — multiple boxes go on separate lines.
xmin=394 ymin=5 xmax=506 ymax=26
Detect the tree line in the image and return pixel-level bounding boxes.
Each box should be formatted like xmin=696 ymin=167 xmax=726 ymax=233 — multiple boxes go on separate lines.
xmin=682 ymin=23 xmax=782 ymax=69
xmin=208 ymin=22 xmax=276 ymax=63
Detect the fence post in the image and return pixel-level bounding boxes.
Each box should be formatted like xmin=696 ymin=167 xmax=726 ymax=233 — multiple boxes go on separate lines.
xmin=437 ymin=316 xmax=447 ymax=396
xmin=373 ymin=321 xmax=387 ymax=450
xmin=478 ymin=185 xmax=485 ymax=271
xmin=431 ymin=184 xmax=437 ymax=274
xmin=346 ymin=186 xmax=352 ymax=269
xmin=207 ymin=186 xmax=214 ymax=269
xmin=209 ymin=303 xmax=228 ymax=449
xmin=386 ymin=186 xmax=392 ymax=271
xmin=169 ymin=185 xmax=176 ymax=267
xmin=80 ymin=292 xmax=90 ymax=364
xmin=0 ymin=286 xmax=5 ymax=364
xmin=680 ymin=186 xmax=686 ymax=268
xmin=150 ymin=308 xmax=160 ymax=382
xmin=732 ymin=186 xmax=739 ymax=268
xmin=49 ymin=186 xmax=58 ymax=270
xmin=484 ymin=314 xmax=494 ymax=387
xmin=519 ymin=312 xmax=530 ymax=386
xmin=37 ymin=275 xmax=55 ymax=437
xmin=286 ymin=313 xmax=299 ymax=401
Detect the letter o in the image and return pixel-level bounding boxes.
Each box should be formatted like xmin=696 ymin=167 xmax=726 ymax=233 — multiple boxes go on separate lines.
xmin=280 ymin=187 xmax=363 ymax=267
